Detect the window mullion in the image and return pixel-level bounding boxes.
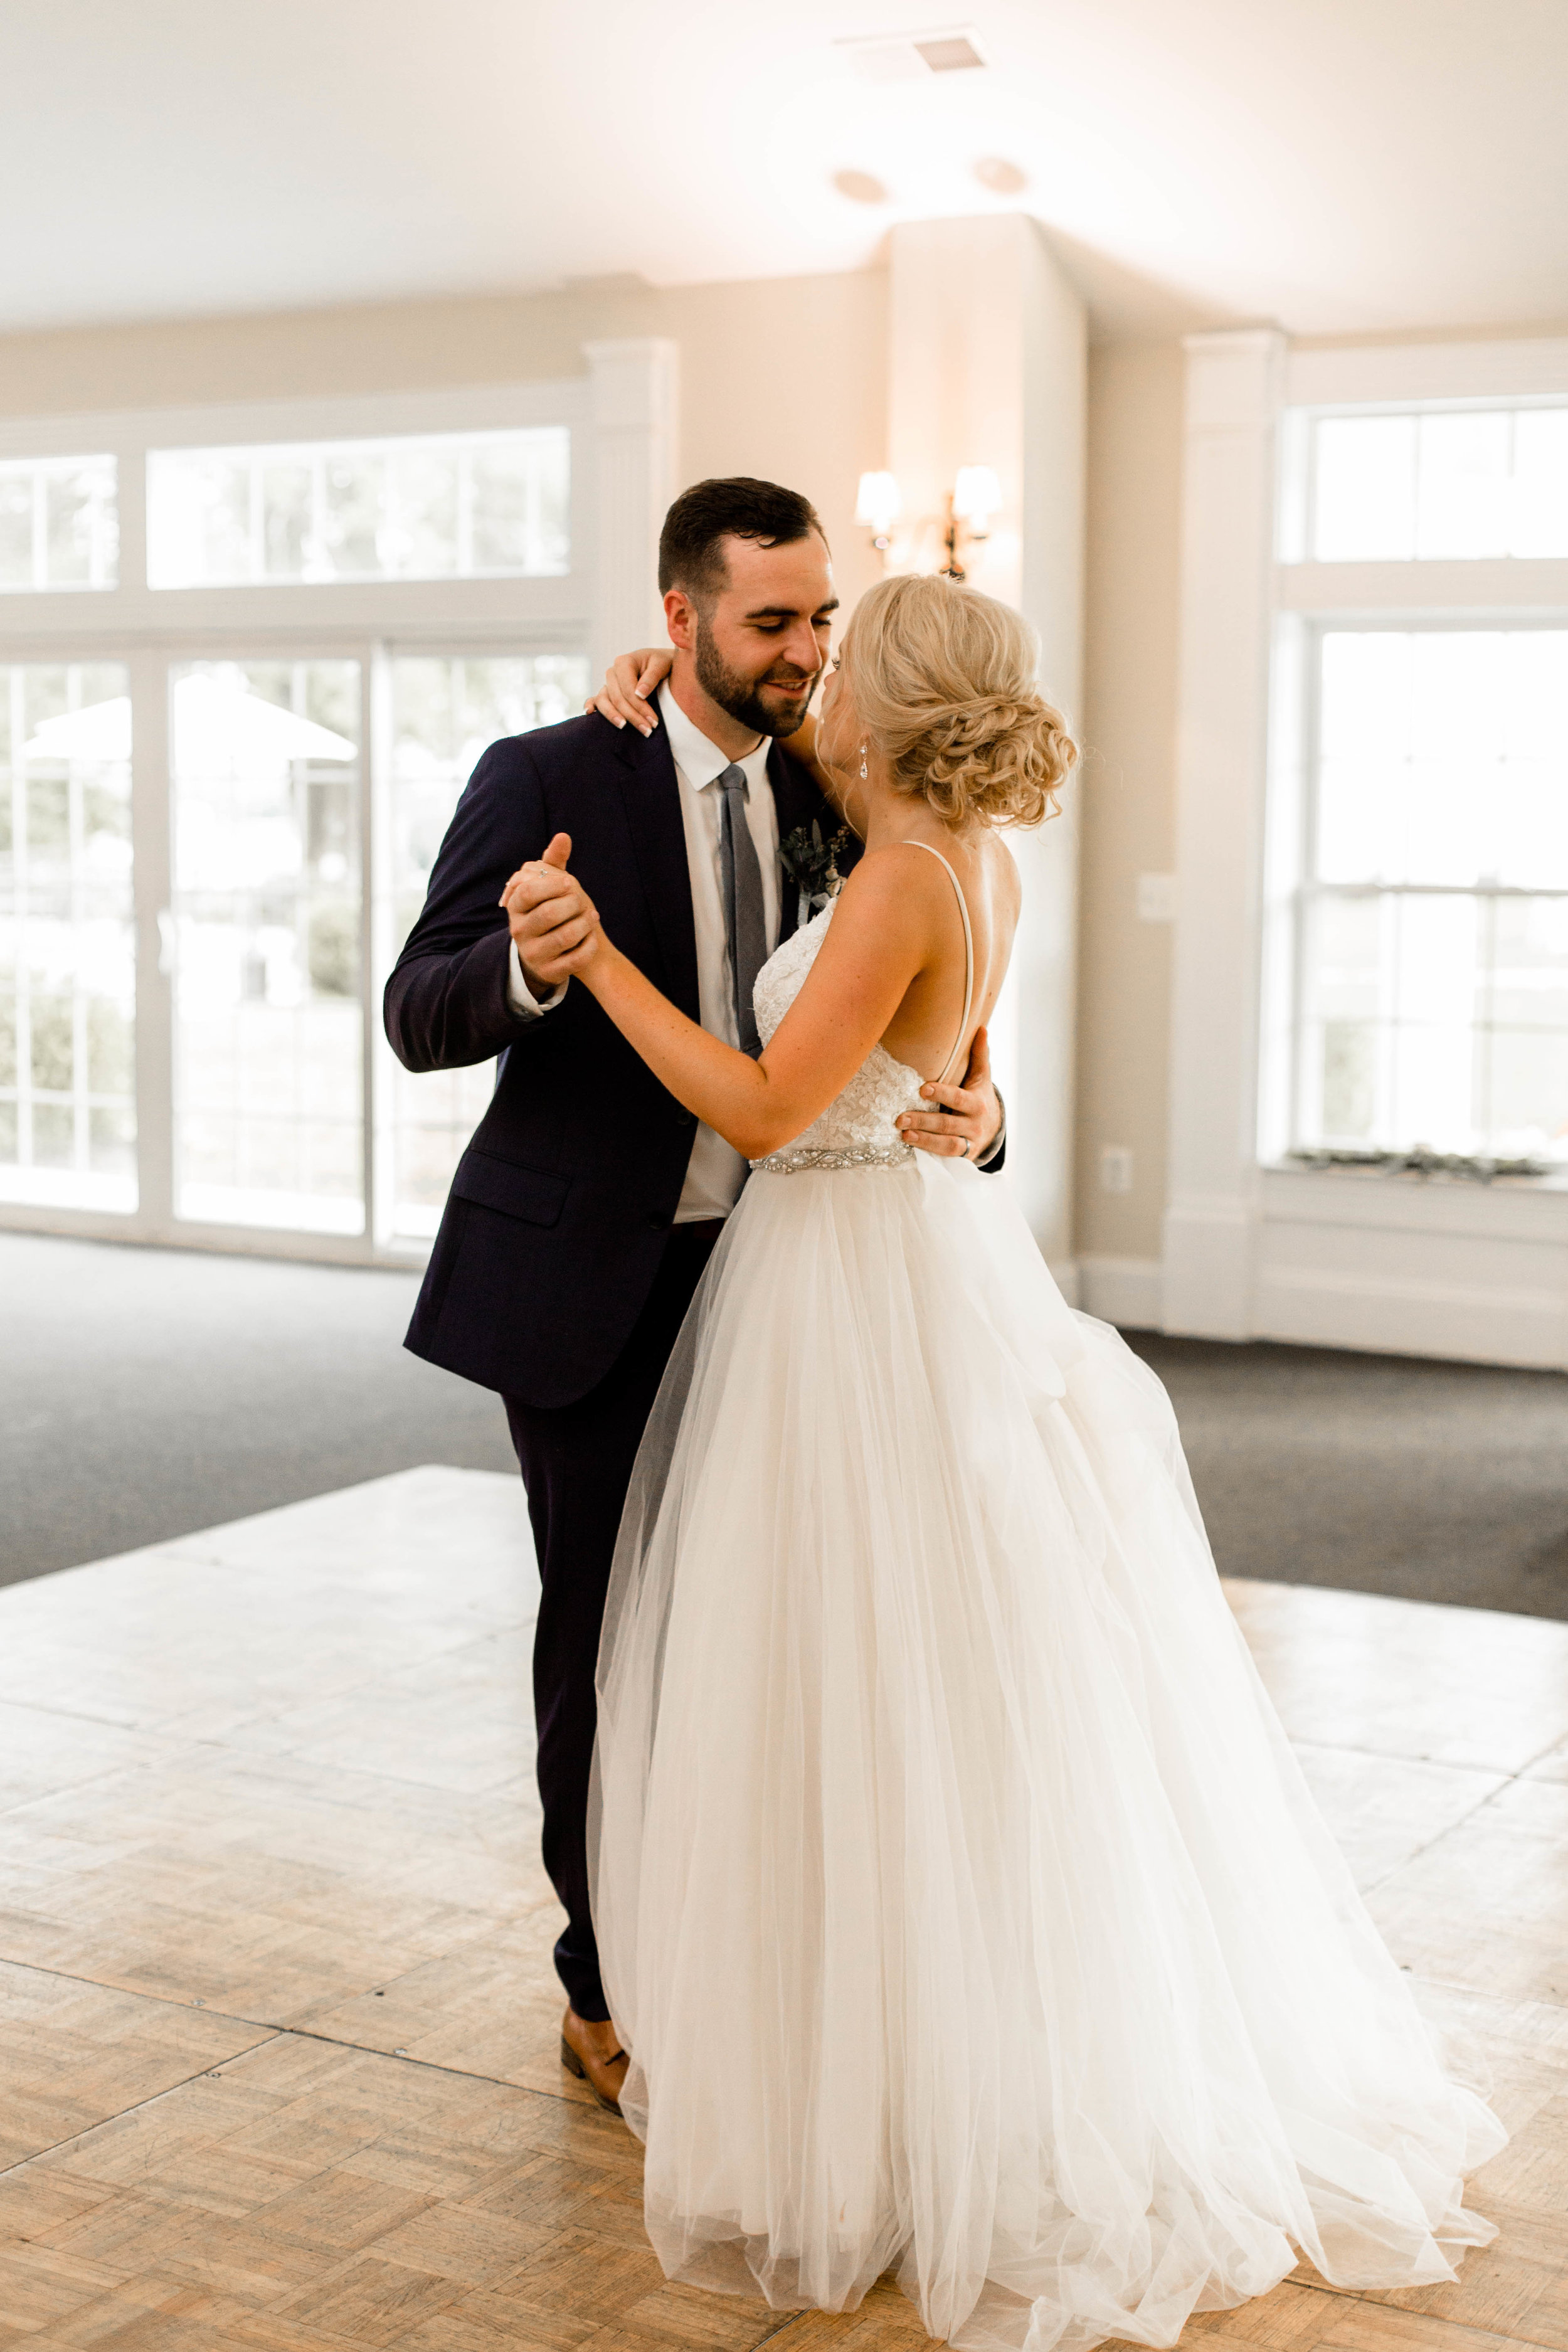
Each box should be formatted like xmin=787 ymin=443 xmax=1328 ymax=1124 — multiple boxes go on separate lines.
xmin=360 ymin=642 xmax=383 ymax=1254
xmin=127 ymin=650 xmax=174 ymax=1231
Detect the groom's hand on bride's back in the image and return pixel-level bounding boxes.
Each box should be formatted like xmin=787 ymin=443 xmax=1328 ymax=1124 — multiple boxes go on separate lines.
xmin=500 ymin=833 xmax=601 ymax=991
xmin=896 ymin=1026 xmax=1004 ymax=1163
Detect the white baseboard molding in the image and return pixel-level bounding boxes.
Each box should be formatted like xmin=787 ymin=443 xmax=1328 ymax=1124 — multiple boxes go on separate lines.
xmin=1253 ymin=1267 xmax=1567 ymax=1371
xmin=1076 ymin=1254 xmax=1164 ymax=1330
xmin=1074 ymin=1253 xmax=1568 ymax=1367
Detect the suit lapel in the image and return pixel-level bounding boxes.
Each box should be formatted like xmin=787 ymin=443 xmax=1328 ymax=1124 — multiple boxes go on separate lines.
xmin=610 ymin=723 xmax=701 ymax=1022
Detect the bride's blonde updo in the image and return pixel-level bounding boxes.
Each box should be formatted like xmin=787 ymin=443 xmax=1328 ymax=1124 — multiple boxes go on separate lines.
xmin=837 ymin=573 xmax=1076 ymax=830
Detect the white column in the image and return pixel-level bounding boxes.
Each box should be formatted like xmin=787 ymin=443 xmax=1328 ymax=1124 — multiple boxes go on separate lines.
xmin=884 ymin=216 xmax=1086 ymax=1271
xmin=1162 ymin=327 xmax=1286 ymax=1337
xmin=583 ymin=339 xmax=680 ymax=677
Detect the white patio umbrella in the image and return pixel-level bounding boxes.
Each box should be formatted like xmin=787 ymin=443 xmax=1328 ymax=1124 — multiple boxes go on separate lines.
xmin=23 ymin=671 xmax=356 ymax=765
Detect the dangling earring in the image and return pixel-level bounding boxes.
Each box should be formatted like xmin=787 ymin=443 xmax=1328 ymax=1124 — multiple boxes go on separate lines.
xmin=859 ymin=744 xmax=869 ymax=780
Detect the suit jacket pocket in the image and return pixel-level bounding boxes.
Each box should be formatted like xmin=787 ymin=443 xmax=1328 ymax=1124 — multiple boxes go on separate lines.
xmin=451 ymin=1150 xmax=569 ymax=1228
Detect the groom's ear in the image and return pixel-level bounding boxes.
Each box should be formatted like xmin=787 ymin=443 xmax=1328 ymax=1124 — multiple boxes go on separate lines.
xmin=664 ymin=586 xmax=699 ymax=650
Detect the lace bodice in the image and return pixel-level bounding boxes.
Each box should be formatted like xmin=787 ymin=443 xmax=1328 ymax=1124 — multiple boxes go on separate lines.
xmin=750 ymin=844 xmax=975 ymax=1175
xmin=750 ymin=904 xmax=924 ymax=1172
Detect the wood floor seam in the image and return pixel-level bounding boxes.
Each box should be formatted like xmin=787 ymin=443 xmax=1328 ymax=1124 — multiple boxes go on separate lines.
xmin=751 ymin=2314 xmax=810 ymax=2348
xmin=1357 ymin=1778 xmax=1528 ymax=1895
xmin=0 ymin=1953 xmax=603 ymax=2112
xmin=0 ymin=2027 xmax=284 ymax=2181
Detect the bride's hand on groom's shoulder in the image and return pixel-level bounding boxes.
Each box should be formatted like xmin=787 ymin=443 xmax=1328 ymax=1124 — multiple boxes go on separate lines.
xmin=500 ymin=833 xmax=606 ymax=988
xmin=585 ymin=649 xmax=672 ymax=736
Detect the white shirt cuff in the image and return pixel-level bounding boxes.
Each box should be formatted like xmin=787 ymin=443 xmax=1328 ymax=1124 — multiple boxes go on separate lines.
xmin=507 ymin=940 xmax=567 ymax=1017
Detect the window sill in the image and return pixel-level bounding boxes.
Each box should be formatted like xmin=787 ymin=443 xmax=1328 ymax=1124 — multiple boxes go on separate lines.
xmin=1259 ymin=1158 xmax=1568 ymax=1241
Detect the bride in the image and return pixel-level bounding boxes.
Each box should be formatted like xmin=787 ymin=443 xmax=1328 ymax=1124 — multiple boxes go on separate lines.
xmin=519 ymin=573 xmax=1503 ymax=2352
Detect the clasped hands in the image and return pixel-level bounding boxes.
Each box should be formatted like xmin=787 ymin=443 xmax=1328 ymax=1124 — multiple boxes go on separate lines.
xmin=500 ymin=832 xmax=1001 ymax=1163
xmin=501 ymin=834 xmax=603 ymax=995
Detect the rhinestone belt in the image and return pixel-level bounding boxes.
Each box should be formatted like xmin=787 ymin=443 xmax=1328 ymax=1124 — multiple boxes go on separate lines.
xmin=749 ymin=1142 xmax=915 ymax=1175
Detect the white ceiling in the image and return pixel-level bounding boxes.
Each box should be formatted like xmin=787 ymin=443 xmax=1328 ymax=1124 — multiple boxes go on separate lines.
xmin=3 ymin=0 xmax=1567 ymax=342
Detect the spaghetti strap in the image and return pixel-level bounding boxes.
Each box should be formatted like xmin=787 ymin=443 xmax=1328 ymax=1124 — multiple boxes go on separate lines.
xmin=901 ymin=840 xmax=975 ymax=1085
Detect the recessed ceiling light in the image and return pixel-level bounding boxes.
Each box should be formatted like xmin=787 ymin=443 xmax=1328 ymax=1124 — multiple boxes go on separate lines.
xmin=832 ymin=168 xmax=892 ymax=206
xmin=973 ymin=157 xmax=1029 ymax=195
xmin=835 ymin=26 xmax=988 ymax=83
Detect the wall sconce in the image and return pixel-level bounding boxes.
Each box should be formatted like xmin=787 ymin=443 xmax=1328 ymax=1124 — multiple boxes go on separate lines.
xmin=854 ymin=470 xmax=902 ymax=551
xmin=943 ymin=466 xmax=1002 ymax=580
xmin=854 ymin=465 xmax=1001 ymax=577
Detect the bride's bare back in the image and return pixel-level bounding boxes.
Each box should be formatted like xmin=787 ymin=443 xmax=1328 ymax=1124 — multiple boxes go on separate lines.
xmin=875 ymin=829 xmax=1021 ymax=1084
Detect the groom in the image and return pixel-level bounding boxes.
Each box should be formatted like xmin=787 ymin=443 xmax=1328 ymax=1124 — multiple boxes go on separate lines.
xmin=384 ymin=477 xmax=1005 ymax=2110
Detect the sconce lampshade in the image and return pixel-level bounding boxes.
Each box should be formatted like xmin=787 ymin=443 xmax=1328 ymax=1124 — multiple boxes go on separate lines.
xmin=854 ymin=470 xmax=902 ymax=535
xmin=951 ymin=465 xmax=1002 ymax=525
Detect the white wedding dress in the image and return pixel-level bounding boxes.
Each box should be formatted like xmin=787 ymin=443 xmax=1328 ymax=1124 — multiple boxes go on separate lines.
xmin=589 ymin=847 xmax=1504 ymax=2352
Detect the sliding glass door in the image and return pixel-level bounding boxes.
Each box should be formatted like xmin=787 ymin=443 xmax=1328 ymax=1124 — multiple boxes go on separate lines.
xmin=0 ymin=662 xmax=136 ymax=1212
xmin=169 ymin=658 xmax=364 ymax=1234
xmin=2 ymin=640 xmax=586 ymax=1256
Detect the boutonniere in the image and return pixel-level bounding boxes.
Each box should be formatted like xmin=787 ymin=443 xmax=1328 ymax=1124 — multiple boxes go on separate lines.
xmin=779 ymin=818 xmax=852 ymax=916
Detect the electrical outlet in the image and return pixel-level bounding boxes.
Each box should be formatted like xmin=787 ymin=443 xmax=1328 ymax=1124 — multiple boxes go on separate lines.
xmin=1099 ymin=1145 xmax=1134 ymax=1195
xmin=1136 ymin=872 xmax=1177 ymax=923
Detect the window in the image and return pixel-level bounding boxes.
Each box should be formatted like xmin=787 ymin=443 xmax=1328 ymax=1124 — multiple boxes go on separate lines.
xmin=1300 ymin=403 xmax=1568 ymax=562
xmin=0 ymin=359 xmax=669 ymax=1261
xmin=147 ymin=426 xmax=569 ymax=588
xmin=0 ymin=662 xmax=136 ymax=1209
xmin=1276 ymin=384 xmax=1568 ymax=1171
xmin=0 ymin=457 xmax=118 ymax=591
xmin=1298 ymin=628 xmax=1568 ymax=1160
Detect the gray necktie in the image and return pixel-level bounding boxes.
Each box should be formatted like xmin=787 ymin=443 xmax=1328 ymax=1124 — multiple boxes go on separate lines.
xmin=716 ymin=763 xmax=766 ymax=1058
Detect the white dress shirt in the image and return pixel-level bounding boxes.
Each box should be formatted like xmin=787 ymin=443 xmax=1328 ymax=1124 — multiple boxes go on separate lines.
xmin=507 ymin=682 xmax=781 ymax=1222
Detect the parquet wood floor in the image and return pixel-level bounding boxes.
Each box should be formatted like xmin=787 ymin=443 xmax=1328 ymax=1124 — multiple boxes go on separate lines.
xmin=1 ymin=1466 xmax=1565 ymax=2351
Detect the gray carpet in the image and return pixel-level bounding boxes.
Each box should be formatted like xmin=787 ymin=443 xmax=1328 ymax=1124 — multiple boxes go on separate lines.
xmin=0 ymin=1231 xmax=517 ymax=1588
xmin=4 ymin=1232 xmax=1567 ymax=1621
xmin=1125 ymin=1331 xmax=1568 ymax=1623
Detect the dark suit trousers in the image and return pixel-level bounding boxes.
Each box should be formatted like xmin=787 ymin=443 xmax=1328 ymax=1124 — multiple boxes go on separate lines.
xmin=504 ymin=1219 xmax=723 ymax=2023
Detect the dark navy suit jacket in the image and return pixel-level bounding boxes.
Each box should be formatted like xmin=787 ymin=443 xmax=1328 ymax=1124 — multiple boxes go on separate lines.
xmin=386 ymin=713 xmax=858 ymax=1407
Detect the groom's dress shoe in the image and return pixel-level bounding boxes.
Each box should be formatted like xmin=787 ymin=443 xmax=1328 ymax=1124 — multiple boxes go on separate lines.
xmin=560 ymin=2006 xmax=629 ymax=2117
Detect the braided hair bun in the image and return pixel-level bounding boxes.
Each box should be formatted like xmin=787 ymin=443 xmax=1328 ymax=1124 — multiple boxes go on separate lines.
xmin=839 ymin=573 xmax=1075 ymax=829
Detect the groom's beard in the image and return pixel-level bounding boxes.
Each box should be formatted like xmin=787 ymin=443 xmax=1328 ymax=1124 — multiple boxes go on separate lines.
xmin=693 ymin=618 xmax=818 ymax=739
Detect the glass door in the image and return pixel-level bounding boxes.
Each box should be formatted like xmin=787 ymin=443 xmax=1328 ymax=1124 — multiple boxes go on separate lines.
xmin=0 ymin=640 xmax=588 ymax=1254
xmin=0 ymin=660 xmax=137 ymax=1211
xmin=169 ymin=658 xmax=364 ymax=1234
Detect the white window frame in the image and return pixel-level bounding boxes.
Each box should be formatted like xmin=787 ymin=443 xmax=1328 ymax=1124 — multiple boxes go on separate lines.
xmin=1167 ymin=331 xmax=1568 ymax=1369
xmin=0 ymin=343 xmax=677 ymax=1265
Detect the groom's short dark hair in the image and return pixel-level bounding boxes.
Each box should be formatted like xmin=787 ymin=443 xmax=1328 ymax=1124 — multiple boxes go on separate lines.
xmin=659 ymin=477 xmax=825 ymax=601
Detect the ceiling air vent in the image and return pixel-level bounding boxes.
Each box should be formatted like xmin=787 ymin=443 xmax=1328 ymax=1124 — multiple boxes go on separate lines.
xmin=836 ymin=27 xmax=988 ymax=82
xmin=913 ymin=33 xmax=986 ymax=70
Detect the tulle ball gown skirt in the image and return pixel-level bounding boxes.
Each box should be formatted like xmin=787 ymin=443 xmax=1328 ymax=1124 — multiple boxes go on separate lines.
xmin=589 ymin=1153 xmax=1504 ymax=2352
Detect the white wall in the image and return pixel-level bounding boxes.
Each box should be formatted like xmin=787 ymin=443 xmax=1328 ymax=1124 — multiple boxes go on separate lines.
xmin=886 ymin=215 xmax=1086 ymax=1270
xmin=1073 ymin=342 xmax=1184 ymax=1306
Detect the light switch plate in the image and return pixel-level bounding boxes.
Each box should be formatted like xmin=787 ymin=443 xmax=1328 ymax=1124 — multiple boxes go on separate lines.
xmin=1099 ymin=1145 xmax=1134 ymax=1195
